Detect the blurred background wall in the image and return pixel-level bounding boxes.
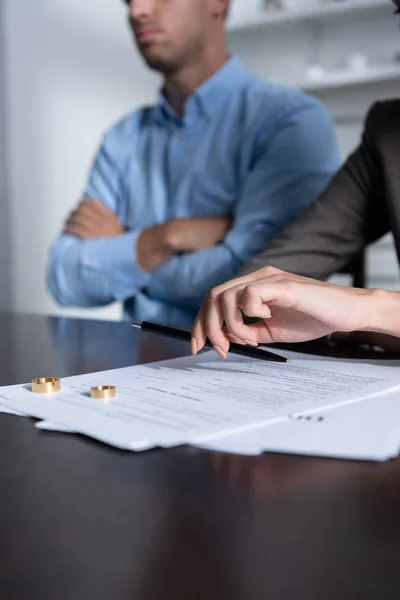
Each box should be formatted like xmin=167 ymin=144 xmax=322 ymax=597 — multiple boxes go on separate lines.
xmin=0 ymin=0 xmax=399 ymax=320
xmin=0 ymin=0 xmax=11 ymax=310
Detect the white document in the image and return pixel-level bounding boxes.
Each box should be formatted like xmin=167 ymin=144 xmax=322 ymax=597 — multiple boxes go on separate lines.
xmin=36 ymin=420 xmax=72 ymax=432
xmin=1 ymin=352 xmax=400 ymax=451
xmin=200 ymin=387 xmax=400 ymax=462
xmin=0 ymin=405 xmax=25 ymax=417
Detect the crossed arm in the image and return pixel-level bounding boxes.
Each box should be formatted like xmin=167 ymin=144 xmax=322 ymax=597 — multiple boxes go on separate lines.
xmin=48 ymin=197 xmax=230 ymax=307
xmin=48 ymin=102 xmax=338 ymax=309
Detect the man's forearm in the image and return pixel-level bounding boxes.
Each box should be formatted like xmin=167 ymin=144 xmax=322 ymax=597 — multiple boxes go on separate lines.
xmin=136 ymin=216 xmax=231 ymax=273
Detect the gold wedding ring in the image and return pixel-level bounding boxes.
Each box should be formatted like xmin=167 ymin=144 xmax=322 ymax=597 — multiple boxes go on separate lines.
xmin=90 ymin=385 xmax=116 ymax=400
xmin=32 ymin=377 xmax=61 ymax=394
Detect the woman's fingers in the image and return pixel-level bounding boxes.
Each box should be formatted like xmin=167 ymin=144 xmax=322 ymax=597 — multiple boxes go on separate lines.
xmin=220 ymin=286 xmax=256 ymax=344
xmin=191 ymin=291 xmax=232 ymax=358
xmin=201 ymin=280 xmax=272 ymax=350
xmin=201 ymin=278 xmax=312 ymax=350
xmin=192 ymin=268 xmax=316 ymax=356
xmin=191 ymin=299 xmax=208 ymax=353
xmin=191 ymin=270 xmax=275 ymax=354
xmin=204 ymin=291 xmax=230 ymax=358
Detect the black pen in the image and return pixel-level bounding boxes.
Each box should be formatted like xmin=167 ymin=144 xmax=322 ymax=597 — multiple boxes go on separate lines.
xmin=132 ymin=321 xmax=289 ymax=364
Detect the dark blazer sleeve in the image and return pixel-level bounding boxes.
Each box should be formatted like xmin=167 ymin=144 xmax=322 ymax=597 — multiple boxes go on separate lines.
xmin=240 ymin=102 xmax=390 ymax=279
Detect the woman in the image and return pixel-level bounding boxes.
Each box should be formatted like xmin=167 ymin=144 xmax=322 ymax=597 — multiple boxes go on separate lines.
xmin=191 ymin=267 xmax=399 ymax=358
xmin=191 ymin=0 xmax=400 ymax=358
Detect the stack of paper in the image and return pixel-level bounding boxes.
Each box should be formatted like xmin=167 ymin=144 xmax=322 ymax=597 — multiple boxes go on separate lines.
xmin=198 ymin=388 xmax=400 ymax=461
xmin=1 ymin=350 xmax=400 ymax=460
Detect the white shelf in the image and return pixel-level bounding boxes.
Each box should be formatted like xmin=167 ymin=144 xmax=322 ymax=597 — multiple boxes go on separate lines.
xmin=227 ymin=0 xmax=390 ymax=32
xmin=300 ymin=63 xmax=400 ymax=91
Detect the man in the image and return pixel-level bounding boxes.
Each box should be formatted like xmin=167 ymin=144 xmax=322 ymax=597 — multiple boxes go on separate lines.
xmin=47 ymin=0 xmax=339 ymax=327
xmin=191 ymin=0 xmax=400 ymax=356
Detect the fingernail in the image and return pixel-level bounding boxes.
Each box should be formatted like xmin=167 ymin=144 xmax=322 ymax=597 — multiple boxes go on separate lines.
xmin=244 ymin=340 xmax=258 ymax=347
xmin=214 ymin=346 xmax=227 ymax=360
xmin=191 ymin=337 xmax=197 ymax=355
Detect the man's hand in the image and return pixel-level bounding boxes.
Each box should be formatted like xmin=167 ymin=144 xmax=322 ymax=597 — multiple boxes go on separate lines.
xmin=136 ymin=223 xmax=176 ymax=273
xmin=137 ymin=216 xmax=231 ymax=273
xmin=64 ymin=198 xmax=124 ymax=239
xmin=165 ymin=216 xmax=231 ymax=253
xmin=191 ymin=266 xmax=393 ymax=359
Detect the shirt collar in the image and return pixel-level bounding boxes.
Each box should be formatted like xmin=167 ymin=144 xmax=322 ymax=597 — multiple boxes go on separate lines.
xmin=155 ymin=56 xmax=248 ymax=125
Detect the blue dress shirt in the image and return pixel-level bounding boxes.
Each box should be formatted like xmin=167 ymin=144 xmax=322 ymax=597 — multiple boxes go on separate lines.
xmin=48 ymin=57 xmax=340 ymax=327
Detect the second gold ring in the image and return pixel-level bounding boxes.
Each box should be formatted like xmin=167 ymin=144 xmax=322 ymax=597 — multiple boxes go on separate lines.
xmin=90 ymin=385 xmax=116 ymax=400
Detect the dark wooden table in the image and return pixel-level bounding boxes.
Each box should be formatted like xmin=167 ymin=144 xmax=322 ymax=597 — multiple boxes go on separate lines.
xmin=1 ymin=311 xmax=400 ymax=600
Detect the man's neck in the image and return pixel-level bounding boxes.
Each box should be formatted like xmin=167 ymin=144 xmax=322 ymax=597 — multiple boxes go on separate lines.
xmin=163 ymin=51 xmax=230 ymax=117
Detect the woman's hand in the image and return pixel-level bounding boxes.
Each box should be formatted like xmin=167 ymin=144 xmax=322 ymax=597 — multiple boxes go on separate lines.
xmin=191 ymin=267 xmax=390 ymax=358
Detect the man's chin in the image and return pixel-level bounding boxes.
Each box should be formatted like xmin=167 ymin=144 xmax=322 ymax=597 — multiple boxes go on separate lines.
xmin=141 ymin=52 xmax=176 ymax=75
